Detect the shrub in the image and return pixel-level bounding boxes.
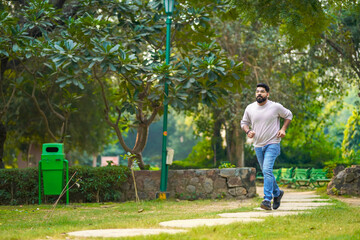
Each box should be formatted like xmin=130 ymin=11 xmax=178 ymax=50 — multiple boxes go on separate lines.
xmin=0 ymin=166 xmax=130 ymax=205
xmin=218 ymin=162 xmax=236 ymax=169
xmin=169 ymin=139 xmax=214 ymax=169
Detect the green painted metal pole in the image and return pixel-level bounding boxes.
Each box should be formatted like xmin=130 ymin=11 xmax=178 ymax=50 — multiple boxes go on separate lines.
xmin=65 ymin=160 xmax=69 ymax=205
xmin=39 ymin=161 xmax=42 ymax=205
xmin=160 ymin=15 xmax=172 ymax=193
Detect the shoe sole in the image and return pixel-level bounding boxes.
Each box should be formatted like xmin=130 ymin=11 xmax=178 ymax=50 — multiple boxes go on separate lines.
xmin=273 ymin=190 xmax=284 ymax=210
xmin=260 ymin=204 xmax=272 ymax=210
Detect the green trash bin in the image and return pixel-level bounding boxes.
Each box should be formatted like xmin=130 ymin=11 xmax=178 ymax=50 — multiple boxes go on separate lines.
xmin=39 ymin=143 xmax=69 ymax=205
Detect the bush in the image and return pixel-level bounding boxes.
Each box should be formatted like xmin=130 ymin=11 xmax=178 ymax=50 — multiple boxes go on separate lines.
xmin=218 ymin=162 xmax=236 ymax=169
xmin=169 ymin=138 xmax=214 ymax=169
xmin=0 ymin=166 xmax=130 ymax=205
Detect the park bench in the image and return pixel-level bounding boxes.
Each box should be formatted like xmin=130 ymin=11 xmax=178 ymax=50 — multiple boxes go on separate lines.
xmin=310 ymin=168 xmax=331 ymax=187
xmin=293 ymin=168 xmax=312 ymax=188
xmin=279 ymin=167 xmax=295 ymax=186
xmin=255 ymin=169 xmax=281 ymax=182
xmin=273 ymin=168 xmax=281 ymax=182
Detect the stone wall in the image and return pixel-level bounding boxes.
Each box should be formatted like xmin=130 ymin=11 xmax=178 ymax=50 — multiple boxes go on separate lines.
xmin=121 ymin=168 xmax=256 ymax=201
xmin=327 ymin=165 xmax=360 ymax=196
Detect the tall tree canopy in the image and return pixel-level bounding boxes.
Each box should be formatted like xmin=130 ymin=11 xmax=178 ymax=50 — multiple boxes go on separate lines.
xmin=0 ymin=0 xmax=245 ymax=168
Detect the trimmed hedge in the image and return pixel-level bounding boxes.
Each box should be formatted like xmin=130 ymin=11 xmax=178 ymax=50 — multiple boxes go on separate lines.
xmin=0 ymin=166 xmax=130 ymax=205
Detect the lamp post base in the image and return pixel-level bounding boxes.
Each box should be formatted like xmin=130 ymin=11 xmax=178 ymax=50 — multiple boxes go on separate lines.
xmin=156 ymin=192 xmax=170 ymax=200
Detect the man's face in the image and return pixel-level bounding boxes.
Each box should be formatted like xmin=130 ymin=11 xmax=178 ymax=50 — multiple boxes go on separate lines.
xmin=255 ymin=87 xmax=269 ymax=104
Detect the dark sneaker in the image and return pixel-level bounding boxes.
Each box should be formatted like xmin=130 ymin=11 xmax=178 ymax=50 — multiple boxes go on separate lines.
xmin=273 ymin=190 xmax=284 ymax=210
xmin=260 ymin=200 xmax=272 ymax=210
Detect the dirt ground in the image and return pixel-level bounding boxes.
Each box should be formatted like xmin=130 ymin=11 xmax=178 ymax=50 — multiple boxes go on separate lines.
xmin=329 ymin=195 xmax=360 ymax=206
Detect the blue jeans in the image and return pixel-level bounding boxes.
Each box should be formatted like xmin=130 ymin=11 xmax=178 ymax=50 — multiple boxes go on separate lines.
xmin=255 ymin=143 xmax=281 ymax=202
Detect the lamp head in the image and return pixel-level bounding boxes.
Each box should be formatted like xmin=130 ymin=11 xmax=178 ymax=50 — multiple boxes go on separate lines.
xmin=164 ymin=0 xmax=174 ymax=16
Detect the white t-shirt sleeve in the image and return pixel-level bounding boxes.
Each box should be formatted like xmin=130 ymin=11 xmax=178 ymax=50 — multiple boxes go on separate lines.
xmin=277 ymin=103 xmax=293 ymax=120
xmin=241 ymin=107 xmax=251 ymax=129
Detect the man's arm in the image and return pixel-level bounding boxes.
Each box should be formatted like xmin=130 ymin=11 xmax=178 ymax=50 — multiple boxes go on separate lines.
xmin=242 ymin=125 xmax=250 ymax=133
xmin=241 ymin=108 xmax=255 ymax=138
xmin=277 ymin=119 xmax=291 ymax=138
xmin=242 ymin=125 xmax=255 ymax=138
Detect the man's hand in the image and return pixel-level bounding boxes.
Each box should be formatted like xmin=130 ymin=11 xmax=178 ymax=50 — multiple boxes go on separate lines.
xmin=247 ymin=131 xmax=255 ymax=138
xmin=277 ymin=129 xmax=286 ymax=138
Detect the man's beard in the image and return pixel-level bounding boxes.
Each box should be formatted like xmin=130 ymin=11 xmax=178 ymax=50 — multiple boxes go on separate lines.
xmin=256 ymin=95 xmax=267 ymax=103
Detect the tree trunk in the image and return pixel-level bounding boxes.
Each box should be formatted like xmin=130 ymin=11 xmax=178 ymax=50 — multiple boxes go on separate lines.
xmin=0 ymin=122 xmax=6 ymax=169
xmin=212 ymin=115 xmax=224 ymax=166
xmin=227 ymin=121 xmax=245 ymax=167
xmin=128 ymin=152 xmax=145 ymax=169
xmin=128 ymin=123 xmax=149 ymax=169
xmin=92 ymin=154 xmax=97 ymax=167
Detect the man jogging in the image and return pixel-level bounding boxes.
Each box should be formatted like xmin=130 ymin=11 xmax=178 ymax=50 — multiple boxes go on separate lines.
xmin=241 ymin=83 xmax=293 ymax=210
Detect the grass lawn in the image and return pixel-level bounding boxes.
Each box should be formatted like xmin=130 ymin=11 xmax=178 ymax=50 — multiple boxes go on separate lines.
xmin=0 ymin=189 xmax=359 ymax=240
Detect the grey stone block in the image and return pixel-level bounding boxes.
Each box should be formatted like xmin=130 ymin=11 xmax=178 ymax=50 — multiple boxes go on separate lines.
xmin=186 ymin=185 xmax=196 ymax=193
xmin=204 ymin=178 xmax=213 ymax=193
xmin=227 ymin=176 xmax=242 ymax=187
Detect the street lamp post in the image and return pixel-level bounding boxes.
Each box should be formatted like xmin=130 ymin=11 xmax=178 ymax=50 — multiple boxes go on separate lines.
xmin=158 ymin=0 xmax=174 ymax=199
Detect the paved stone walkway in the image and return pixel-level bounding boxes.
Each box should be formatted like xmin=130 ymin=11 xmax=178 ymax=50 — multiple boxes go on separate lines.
xmin=67 ymin=229 xmax=187 ymax=237
xmin=67 ymin=188 xmax=334 ymax=238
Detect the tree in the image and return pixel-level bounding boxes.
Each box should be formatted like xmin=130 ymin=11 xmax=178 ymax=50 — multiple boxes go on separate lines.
xmin=0 ymin=0 xmax=71 ymax=167
xmin=44 ymin=0 xmax=244 ymax=169
xmin=230 ymin=0 xmax=360 ymax=93
xmin=189 ymin=14 xmax=347 ymax=168
xmin=322 ymin=3 xmax=360 ymax=90
xmin=230 ymin=0 xmax=329 ymax=49
xmin=342 ymin=106 xmax=360 ymax=164
xmin=0 ymin=0 xmax=112 ymax=167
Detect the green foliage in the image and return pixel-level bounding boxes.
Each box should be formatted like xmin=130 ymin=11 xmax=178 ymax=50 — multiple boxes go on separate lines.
xmin=170 ymin=138 xmax=213 ymax=169
xmin=0 ymin=168 xmax=38 ymax=205
xmin=70 ymin=165 xmax=130 ymax=203
xmin=123 ymin=109 xmax=200 ymax=166
xmin=218 ymin=162 xmax=236 ymax=169
xmin=231 ymin=0 xmax=329 ymax=49
xmin=0 ymin=166 xmax=130 ymax=205
xmin=341 ymin=107 xmax=360 ymax=165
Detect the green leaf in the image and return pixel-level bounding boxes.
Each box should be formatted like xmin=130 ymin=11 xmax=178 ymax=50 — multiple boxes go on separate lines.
xmin=232 ymin=73 xmax=240 ymax=80
xmin=208 ymin=71 xmax=217 ymax=81
xmin=54 ymin=44 xmax=65 ymax=52
xmin=12 ymin=44 xmax=20 ymax=52
xmin=0 ymin=50 xmax=9 ymax=57
xmin=119 ymin=49 xmax=126 ymax=59
xmin=109 ymin=63 xmax=116 ymax=71
xmin=109 ymin=44 xmax=120 ymax=53
xmin=88 ymin=61 xmax=96 ymax=69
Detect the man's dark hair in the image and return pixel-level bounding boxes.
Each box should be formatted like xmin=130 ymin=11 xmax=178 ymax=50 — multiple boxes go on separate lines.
xmin=257 ymin=83 xmax=270 ymax=92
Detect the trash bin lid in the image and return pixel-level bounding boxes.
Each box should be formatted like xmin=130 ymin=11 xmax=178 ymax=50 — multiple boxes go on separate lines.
xmin=42 ymin=143 xmax=64 ymax=154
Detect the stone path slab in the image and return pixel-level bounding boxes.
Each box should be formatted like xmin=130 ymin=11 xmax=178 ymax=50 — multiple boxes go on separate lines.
xmin=254 ymin=206 xmax=321 ymax=211
xmin=218 ymin=211 xmax=302 ymax=218
xmin=67 ymin=229 xmax=187 ymax=237
xmin=282 ymin=198 xmax=330 ymax=202
xmin=159 ymin=218 xmax=264 ymax=228
xmin=280 ymin=202 xmax=334 ymax=207
xmin=282 ymin=194 xmax=322 ymax=199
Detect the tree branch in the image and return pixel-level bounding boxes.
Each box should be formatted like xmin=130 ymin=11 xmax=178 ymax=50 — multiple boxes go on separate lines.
xmin=94 ymin=69 xmax=133 ymax=153
xmin=0 ymin=57 xmax=8 ymax=105
xmin=29 ymin=83 xmax=57 ymax=141
xmin=0 ymin=85 xmax=16 ymax=120
xmin=146 ymin=105 xmax=161 ymax=125
xmin=324 ymin=36 xmax=345 ymax=57
xmin=46 ymin=96 xmax=66 ymax=121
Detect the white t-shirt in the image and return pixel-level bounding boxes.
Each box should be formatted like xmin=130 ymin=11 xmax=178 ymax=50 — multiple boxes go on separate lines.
xmin=241 ymin=100 xmax=293 ymax=147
